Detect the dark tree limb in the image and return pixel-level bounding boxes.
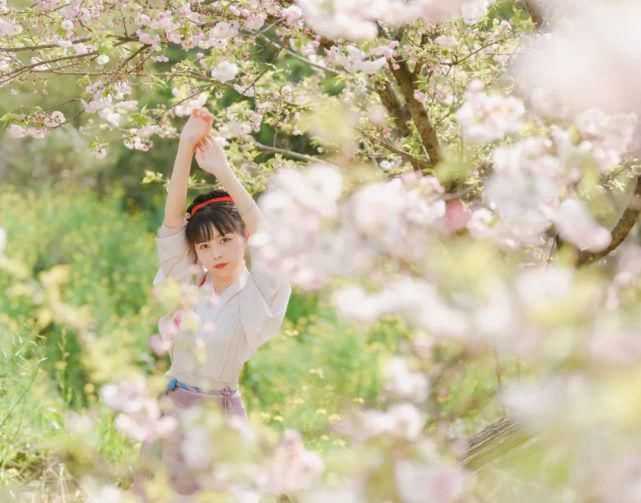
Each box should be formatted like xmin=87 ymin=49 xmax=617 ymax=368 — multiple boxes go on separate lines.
xmin=576 ymin=175 xmax=641 ymax=266
xmin=388 ymin=59 xmax=441 ymax=168
xmin=523 ymin=0 xmax=545 ymax=29
xmin=374 ymin=81 xmax=411 ymax=137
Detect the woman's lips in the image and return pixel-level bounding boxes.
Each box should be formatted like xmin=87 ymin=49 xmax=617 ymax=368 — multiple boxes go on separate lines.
xmin=214 ymin=263 xmax=228 ymax=269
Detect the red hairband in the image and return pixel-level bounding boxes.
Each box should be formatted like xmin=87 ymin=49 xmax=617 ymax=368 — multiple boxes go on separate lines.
xmin=188 ymin=196 xmax=235 ymax=218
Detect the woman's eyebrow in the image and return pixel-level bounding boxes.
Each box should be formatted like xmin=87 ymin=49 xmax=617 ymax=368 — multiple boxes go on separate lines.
xmin=199 ymin=235 xmax=223 ymax=244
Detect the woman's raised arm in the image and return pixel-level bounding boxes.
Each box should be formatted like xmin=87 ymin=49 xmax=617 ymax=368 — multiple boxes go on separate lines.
xmin=194 ymin=135 xmax=267 ymax=236
xmin=164 ymin=108 xmax=214 ymax=228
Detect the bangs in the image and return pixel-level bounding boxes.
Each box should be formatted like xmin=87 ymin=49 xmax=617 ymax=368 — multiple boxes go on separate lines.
xmin=186 ymin=210 xmax=242 ymax=246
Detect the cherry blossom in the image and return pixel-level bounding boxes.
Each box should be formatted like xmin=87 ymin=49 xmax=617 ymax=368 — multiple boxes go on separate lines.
xmin=483 ymin=138 xmax=561 ymax=244
xmin=262 ymin=429 xmax=325 ymax=493
xmin=461 ymin=0 xmax=493 ymax=25
xmin=281 ymin=5 xmax=303 ymax=25
xmin=210 ymin=21 xmax=239 ymax=39
xmin=395 ymin=459 xmax=466 ymax=503
xmin=549 ymin=198 xmax=612 ymax=252
xmin=210 ymin=61 xmax=240 ymax=83
xmin=384 ymin=357 xmax=430 ymax=403
xmin=100 ymin=378 xmax=177 ymax=443
xmin=296 ymin=0 xmax=468 ymax=41
xmin=0 ymin=17 xmax=22 ymax=36
xmin=512 ymin=0 xmax=641 ymax=117
xmin=456 ymin=80 xmax=525 ymax=143
xmin=326 ymin=45 xmax=387 ymax=75
xmin=338 ymin=403 xmax=426 ymax=442
xmin=333 ymin=278 xmax=470 ymax=339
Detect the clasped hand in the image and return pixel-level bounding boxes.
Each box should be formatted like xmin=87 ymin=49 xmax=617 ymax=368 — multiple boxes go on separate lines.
xmin=179 ymin=107 xmax=229 ymax=177
xmin=194 ymin=134 xmax=229 ymax=177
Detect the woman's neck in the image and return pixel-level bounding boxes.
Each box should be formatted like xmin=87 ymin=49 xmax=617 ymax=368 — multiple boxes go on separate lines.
xmin=211 ymin=261 xmax=246 ymax=296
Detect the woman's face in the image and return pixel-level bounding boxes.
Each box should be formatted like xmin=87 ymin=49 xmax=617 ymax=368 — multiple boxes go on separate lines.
xmin=194 ymin=228 xmax=248 ymax=280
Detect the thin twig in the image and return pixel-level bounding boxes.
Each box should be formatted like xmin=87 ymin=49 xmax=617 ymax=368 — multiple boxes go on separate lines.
xmin=252 ymin=138 xmax=330 ymax=164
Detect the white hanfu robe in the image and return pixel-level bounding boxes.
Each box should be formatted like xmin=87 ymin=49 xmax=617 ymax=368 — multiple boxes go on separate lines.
xmin=152 ymin=220 xmax=291 ymax=392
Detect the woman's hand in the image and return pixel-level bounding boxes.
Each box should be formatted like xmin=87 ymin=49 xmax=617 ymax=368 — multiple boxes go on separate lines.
xmin=194 ymin=134 xmax=230 ymax=177
xmin=179 ymin=107 xmax=214 ymax=151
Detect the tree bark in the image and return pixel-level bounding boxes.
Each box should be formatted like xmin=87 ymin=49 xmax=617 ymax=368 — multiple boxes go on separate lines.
xmin=388 ymin=59 xmax=441 ymax=169
xmin=375 ymin=81 xmax=411 ymax=137
xmin=523 ymin=0 xmax=545 ymax=29
xmin=576 ymin=175 xmax=641 ymax=266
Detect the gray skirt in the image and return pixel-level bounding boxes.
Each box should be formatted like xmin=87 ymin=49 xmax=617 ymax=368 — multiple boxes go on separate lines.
xmin=133 ymin=381 xmax=248 ymax=498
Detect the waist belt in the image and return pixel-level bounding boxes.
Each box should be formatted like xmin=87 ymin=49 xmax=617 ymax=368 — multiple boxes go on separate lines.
xmin=166 ymin=377 xmax=241 ymax=411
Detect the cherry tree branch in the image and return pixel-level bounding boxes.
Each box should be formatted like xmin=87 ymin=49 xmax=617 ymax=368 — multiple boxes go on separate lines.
xmin=256 ymin=33 xmax=342 ymax=75
xmin=0 ymin=34 xmax=138 ymax=53
xmin=388 ymin=59 xmax=441 ymax=169
xmin=251 ymin=138 xmax=330 ymax=164
xmin=374 ymin=81 xmax=411 ymax=137
xmin=0 ymin=37 xmax=135 ymax=86
xmin=576 ymin=174 xmax=641 ymax=266
xmin=523 ymin=0 xmax=546 ymax=29
xmin=362 ymin=131 xmax=432 ymax=171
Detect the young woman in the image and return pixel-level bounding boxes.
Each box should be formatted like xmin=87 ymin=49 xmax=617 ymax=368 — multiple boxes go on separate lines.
xmin=156 ymin=106 xmax=291 ymax=416
xmin=136 ymin=108 xmax=291 ymax=497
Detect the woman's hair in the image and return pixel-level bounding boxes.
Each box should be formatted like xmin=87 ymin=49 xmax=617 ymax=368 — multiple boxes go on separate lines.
xmin=185 ymin=189 xmax=246 ymax=262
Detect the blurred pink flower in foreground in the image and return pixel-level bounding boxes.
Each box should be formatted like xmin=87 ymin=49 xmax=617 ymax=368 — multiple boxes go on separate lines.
xmin=548 ymin=198 xmax=611 ymax=252
xmin=395 ymin=459 xmax=466 ymax=503
xmin=100 ymin=378 xmax=177 ymax=443
xmin=296 ymin=0 xmax=471 ymax=40
xmin=512 ymin=0 xmax=641 ymax=137
xmin=385 ymin=356 xmax=430 ymax=403
xmin=262 ymin=429 xmax=325 ymax=493
xmin=332 ymin=278 xmax=469 ymax=338
xmin=335 ymin=403 xmax=426 ymax=442
xmin=456 ymin=79 xmax=525 ymax=143
xmin=483 ymin=138 xmax=561 ymax=244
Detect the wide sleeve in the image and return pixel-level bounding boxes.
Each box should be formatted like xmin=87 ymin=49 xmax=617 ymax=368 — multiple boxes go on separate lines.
xmin=152 ymin=219 xmax=203 ymax=288
xmin=239 ymin=248 xmax=292 ymax=358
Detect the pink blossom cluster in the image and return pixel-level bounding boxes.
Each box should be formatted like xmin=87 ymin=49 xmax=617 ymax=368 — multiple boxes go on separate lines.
xmin=396 ymin=454 xmax=466 ymax=503
xmin=332 ymin=278 xmax=469 ymax=340
xmin=512 ymin=0 xmax=641 ymax=123
xmin=296 ymin=0 xmax=471 ymax=40
xmin=7 ymin=110 xmax=67 ymax=139
xmin=81 ymin=80 xmax=136 ymax=125
xmin=0 ymin=16 xmax=22 ymax=37
xmin=259 ymin=429 xmax=325 ymax=493
xmin=254 ymin=166 xmax=464 ymax=293
xmin=384 ymin=356 xmax=430 ymax=403
xmin=171 ymin=88 xmax=209 ymax=117
xmin=456 ymin=80 xmax=525 ymax=143
xmin=252 ymin=163 xmax=344 ymax=290
xmin=336 ymin=402 xmax=426 ymax=442
xmin=134 ymin=5 xmax=204 ymax=51
xmin=572 ymin=108 xmax=638 ymax=172
xmin=460 ymin=0 xmax=494 ymax=25
xmin=325 ymin=42 xmax=398 ymax=75
xmin=99 ymin=378 xmax=177 ymax=443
